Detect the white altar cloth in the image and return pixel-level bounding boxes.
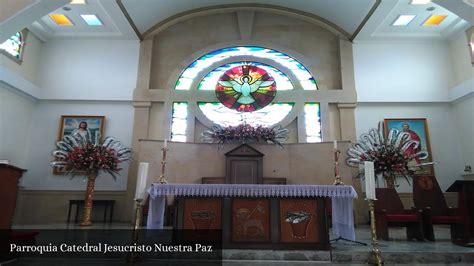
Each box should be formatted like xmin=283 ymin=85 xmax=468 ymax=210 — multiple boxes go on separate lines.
xmin=147 ymin=183 xmax=357 ymax=241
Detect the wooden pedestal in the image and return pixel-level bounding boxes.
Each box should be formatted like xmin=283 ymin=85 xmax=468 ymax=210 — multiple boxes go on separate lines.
xmin=0 ymin=164 xmax=26 ymax=229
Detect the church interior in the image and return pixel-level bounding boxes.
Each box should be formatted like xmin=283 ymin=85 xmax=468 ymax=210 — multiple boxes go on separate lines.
xmin=1 ymin=0 xmax=473 ymax=265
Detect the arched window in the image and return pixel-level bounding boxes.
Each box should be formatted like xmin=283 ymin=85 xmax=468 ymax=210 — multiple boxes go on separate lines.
xmin=0 ymin=32 xmax=23 ymax=60
xmin=175 ymin=46 xmax=317 ymax=91
xmin=198 ymin=102 xmax=294 ymax=127
xmin=170 ymin=46 xmax=322 ymax=143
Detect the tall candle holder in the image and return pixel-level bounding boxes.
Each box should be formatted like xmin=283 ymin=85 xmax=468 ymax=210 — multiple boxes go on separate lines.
xmin=158 ymin=145 xmax=168 ymax=184
xmin=333 ymin=148 xmax=344 ymax=185
xmin=127 ymin=198 xmax=143 ymax=262
xmin=367 ymin=199 xmax=383 ymax=265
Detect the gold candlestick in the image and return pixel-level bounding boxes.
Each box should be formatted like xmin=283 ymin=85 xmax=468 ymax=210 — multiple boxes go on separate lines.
xmin=367 ymin=199 xmax=383 ymax=265
xmin=333 ymin=149 xmax=344 ymax=185
xmin=158 ymin=146 xmax=168 ymax=184
xmin=127 ymin=198 xmax=143 ymax=262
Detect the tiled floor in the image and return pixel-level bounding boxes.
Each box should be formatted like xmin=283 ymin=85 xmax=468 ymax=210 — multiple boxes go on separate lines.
xmin=6 ymin=223 xmax=474 ymax=265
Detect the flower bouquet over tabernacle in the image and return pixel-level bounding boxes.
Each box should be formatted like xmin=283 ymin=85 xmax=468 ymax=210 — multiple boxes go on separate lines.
xmin=346 ymin=122 xmax=431 ymax=188
xmin=201 ymin=123 xmax=289 ymax=148
xmin=50 ymin=132 xmax=132 ymax=226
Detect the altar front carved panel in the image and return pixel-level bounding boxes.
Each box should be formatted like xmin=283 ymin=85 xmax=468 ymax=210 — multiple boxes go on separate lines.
xmin=182 ymin=198 xmax=222 ymax=230
xmin=280 ymin=199 xmax=320 ymax=243
xmin=232 ymin=198 xmax=270 ymax=242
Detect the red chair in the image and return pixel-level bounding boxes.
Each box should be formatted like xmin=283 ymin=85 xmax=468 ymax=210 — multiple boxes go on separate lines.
xmin=374 ymin=188 xmax=424 ymax=241
xmin=412 ymin=175 xmax=466 ymax=243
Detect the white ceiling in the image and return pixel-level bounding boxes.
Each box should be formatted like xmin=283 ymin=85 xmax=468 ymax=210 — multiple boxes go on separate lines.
xmin=356 ymin=0 xmax=471 ymax=41
xmin=120 ymin=0 xmax=376 ymax=37
xmin=12 ymin=0 xmax=473 ymax=41
xmin=28 ymin=0 xmax=137 ymax=40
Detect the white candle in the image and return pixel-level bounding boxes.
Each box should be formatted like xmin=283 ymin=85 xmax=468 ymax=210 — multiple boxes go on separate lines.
xmin=135 ymin=162 xmax=149 ymax=200
xmin=164 ymin=139 xmax=168 ymax=148
xmin=364 ymin=161 xmax=376 ymax=200
xmin=333 ymin=140 xmax=337 ymax=150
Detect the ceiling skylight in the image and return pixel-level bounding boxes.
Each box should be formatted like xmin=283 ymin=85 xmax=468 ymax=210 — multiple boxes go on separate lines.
xmin=410 ymin=0 xmax=431 ymax=4
xmin=70 ymin=0 xmax=86 ymax=4
xmin=392 ymin=15 xmax=416 ymax=26
xmin=423 ymin=15 xmax=448 ymax=26
xmin=49 ymin=14 xmax=74 ymax=26
xmin=81 ymin=15 xmax=103 ymax=26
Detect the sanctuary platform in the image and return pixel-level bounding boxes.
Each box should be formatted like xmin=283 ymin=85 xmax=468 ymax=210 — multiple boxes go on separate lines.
xmin=6 ymin=223 xmax=474 ymax=265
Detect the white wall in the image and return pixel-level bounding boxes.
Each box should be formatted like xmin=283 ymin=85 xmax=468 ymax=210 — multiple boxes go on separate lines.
xmin=449 ymin=33 xmax=474 ymax=88
xmin=452 ymin=96 xmax=474 ymax=172
xmin=355 ymin=103 xmax=464 ymax=192
xmin=0 ymin=85 xmax=36 ymax=168
xmin=0 ymin=30 xmax=43 ymax=86
xmin=21 ymin=100 xmax=134 ymax=190
xmin=0 ymin=30 xmax=43 ymax=98
xmin=0 ymin=37 xmax=139 ymax=191
xmin=39 ymin=39 xmax=139 ymax=100
xmin=353 ymin=41 xmax=453 ymax=102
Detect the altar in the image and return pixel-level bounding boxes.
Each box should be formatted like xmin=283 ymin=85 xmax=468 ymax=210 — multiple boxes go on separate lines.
xmin=146 ymin=183 xmax=357 ymax=250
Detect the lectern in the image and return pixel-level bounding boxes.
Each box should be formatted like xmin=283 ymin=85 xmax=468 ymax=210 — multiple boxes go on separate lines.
xmin=0 ymin=164 xmax=26 ymax=229
xmin=447 ymin=180 xmax=474 ymax=246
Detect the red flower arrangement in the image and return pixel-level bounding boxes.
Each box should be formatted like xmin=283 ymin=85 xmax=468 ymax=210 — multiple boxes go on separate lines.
xmin=66 ymin=144 xmax=121 ymax=175
xmin=369 ymin=144 xmax=415 ymax=179
xmin=347 ymin=122 xmax=430 ymax=187
xmin=201 ymin=123 xmax=289 ymax=147
xmin=51 ymin=135 xmax=132 ymax=179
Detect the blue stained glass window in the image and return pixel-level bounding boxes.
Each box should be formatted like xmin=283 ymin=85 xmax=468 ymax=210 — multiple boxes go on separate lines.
xmin=175 ymin=46 xmax=317 ymax=91
xmin=0 ymin=32 xmax=23 ymax=59
xmin=171 ymin=102 xmax=188 ymax=142
xmin=304 ymin=103 xmax=322 ymax=143
xmin=198 ymin=102 xmax=294 ymax=127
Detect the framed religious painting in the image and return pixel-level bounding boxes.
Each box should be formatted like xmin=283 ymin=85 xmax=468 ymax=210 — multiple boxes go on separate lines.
xmin=384 ymin=118 xmax=434 ymax=175
xmin=54 ymin=115 xmax=105 ymax=174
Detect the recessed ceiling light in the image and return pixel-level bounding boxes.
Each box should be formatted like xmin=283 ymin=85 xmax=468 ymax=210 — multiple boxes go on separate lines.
xmin=423 ymin=15 xmax=448 ymax=26
xmin=49 ymin=14 xmax=74 ymax=26
xmin=81 ymin=14 xmax=103 ymax=26
xmin=70 ymin=0 xmax=86 ymax=4
xmin=411 ymin=0 xmax=431 ymax=4
xmin=392 ymin=15 xmax=416 ymax=26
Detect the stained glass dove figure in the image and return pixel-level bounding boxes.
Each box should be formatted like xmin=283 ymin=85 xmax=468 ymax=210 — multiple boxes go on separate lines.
xmin=218 ymin=76 xmax=275 ymax=104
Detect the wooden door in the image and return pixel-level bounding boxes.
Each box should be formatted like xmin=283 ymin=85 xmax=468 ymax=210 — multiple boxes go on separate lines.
xmin=230 ymin=159 xmax=259 ymax=184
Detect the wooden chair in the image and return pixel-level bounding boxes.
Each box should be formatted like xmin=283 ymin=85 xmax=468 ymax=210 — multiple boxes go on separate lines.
xmin=412 ymin=175 xmax=466 ymax=242
xmin=374 ymin=188 xmax=424 ymax=241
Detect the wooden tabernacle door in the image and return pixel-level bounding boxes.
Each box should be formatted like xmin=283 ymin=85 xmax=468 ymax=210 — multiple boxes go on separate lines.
xmin=225 ymin=144 xmax=263 ymax=184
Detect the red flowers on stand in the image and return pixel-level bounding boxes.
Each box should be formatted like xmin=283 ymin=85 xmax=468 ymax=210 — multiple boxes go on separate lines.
xmin=201 ymin=123 xmax=290 ymax=148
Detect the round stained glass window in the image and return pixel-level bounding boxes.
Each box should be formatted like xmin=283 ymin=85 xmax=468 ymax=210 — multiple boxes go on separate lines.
xmin=216 ymin=65 xmax=276 ymax=112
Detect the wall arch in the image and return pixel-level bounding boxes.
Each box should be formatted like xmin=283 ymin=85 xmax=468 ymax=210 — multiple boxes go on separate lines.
xmin=164 ymin=40 xmax=323 ymax=92
xmin=143 ymin=4 xmax=350 ymax=40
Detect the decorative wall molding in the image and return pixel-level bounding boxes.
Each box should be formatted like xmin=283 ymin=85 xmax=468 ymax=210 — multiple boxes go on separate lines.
xmin=449 ymin=78 xmax=474 ymax=103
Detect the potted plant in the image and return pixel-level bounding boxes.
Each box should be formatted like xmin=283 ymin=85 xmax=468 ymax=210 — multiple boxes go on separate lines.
xmin=51 ymin=133 xmax=132 ymax=226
